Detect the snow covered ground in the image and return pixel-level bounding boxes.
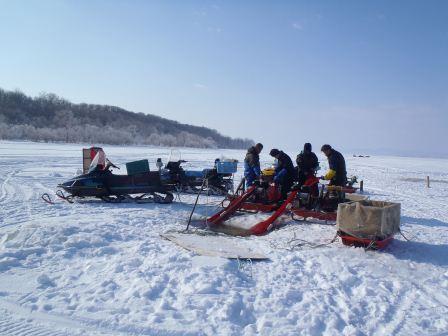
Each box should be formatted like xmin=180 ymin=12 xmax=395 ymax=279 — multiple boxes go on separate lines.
xmin=0 ymin=141 xmax=447 ymax=336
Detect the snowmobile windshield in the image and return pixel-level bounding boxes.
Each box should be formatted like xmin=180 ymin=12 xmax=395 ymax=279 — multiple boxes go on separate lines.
xmin=168 ymin=149 xmax=181 ymax=163
xmin=88 ymin=150 xmax=107 ymax=173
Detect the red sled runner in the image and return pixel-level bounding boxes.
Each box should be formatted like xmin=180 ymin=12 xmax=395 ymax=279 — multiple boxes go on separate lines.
xmin=207 ymin=173 xmax=356 ymax=235
xmin=338 ymin=231 xmax=394 ymax=250
xmin=207 ymin=185 xmax=299 ymax=235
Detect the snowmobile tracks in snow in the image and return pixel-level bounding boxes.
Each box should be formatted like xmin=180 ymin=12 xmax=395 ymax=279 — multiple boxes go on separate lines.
xmin=0 ymin=314 xmax=68 ymax=336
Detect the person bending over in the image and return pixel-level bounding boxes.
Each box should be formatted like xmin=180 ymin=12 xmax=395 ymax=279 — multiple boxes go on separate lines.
xmin=244 ymin=143 xmax=263 ymax=188
xmin=320 ymin=144 xmax=347 ymax=186
xmin=270 ymin=148 xmax=295 ymax=200
xmin=296 ymin=143 xmax=319 ymax=187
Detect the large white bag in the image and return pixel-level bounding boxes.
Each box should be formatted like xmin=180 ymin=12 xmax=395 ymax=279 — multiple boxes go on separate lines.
xmin=337 ymin=200 xmax=401 ymax=239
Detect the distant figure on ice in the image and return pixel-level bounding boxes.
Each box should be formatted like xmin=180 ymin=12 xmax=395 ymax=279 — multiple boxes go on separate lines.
xmin=320 ymin=144 xmax=347 ymax=186
xmin=269 ymin=148 xmax=295 ymax=200
xmin=244 ymin=143 xmax=263 ymax=187
xmin=296 ymin=143 xmax=319 ymax=187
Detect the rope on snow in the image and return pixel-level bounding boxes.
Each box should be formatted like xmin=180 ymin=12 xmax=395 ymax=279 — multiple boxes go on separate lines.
xmin=270 ymin=231 xmax=339 ymax=251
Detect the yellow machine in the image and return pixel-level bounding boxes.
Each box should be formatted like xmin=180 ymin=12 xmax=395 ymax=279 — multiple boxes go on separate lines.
xmin=262 ymin=167 xmax=275 ymax=176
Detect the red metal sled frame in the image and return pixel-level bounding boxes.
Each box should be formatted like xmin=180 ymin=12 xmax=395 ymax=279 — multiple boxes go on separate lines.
xmin=291 ymin=209 xmax=337 ymax=222
xmin=238 ymin=202 xmax=278 ymax=212
xmin=326 ymin=186 xmax=357 ymax=194
xmin=225 ymin=195 xmax=278 ymax=213
xmin=338 ymin=231 xmax=393 ymax=249
xmin=207 ymin=185 xmax=257 ymax=225
xmin=207 ymin=187 xmax=298 ymax=235
xmin=250 ymin=190 xmax=299 ymax=235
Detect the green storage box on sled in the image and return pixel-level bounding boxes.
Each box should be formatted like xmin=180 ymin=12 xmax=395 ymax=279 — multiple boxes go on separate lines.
xmin=126 ymin=159 xmax=150 ymax=175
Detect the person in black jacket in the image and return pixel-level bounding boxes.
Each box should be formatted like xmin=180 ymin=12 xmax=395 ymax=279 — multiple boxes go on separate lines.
xmin=296 ymin=143 xmax=319 ymax=186
xmin=320 ymin=144 xmax=347 ymax=186
xmin=244 ymin=143 xmax=263 ymax=187
xmin=270 ymin=149 xmax=295 ymax=200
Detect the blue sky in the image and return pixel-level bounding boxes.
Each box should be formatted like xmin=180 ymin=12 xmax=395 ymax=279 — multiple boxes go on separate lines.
xmin=0 ymin=1 xmax=447 ymax=157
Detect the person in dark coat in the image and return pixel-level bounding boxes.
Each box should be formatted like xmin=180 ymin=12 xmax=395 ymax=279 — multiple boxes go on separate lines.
xmin=270 ymin=149 xmax=295 ymax=200
xmin=244 ymin=143 xmax=263 ymax=187
xmin=296 ymin=143 xmax=319 ymax=186
xmin=320 ymin=144 xmax=347 ymax=186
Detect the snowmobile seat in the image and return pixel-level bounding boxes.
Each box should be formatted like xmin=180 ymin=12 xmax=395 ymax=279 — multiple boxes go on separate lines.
xmin=185 ymin=170 xmax=204 ymax=178
xmin=132 ymin=171 xmax=162 ymax=186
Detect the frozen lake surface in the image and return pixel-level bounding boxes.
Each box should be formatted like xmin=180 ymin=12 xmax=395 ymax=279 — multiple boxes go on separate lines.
xmin=0 ymin=141 xmax=447 ymax=335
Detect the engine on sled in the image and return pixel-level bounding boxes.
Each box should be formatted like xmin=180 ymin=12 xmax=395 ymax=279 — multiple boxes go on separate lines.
xmin=204 ymin=167 xmax=362 ymax=235
xmin=291 ymin=175 xmax=359 ymax=222
xmin=228 ymin=167 xmax=284 ymax=212
xmin=230 ymin=168 xmax=359 ymax=222
xmin=161 ymin=158 xmax=237 ymax=196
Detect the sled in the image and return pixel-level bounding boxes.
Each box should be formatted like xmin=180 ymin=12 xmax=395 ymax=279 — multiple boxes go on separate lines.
xmin=249 ymin=190 xmax=299 ymax=235
xmin=161 ymin=232 xmax=268 ymax=259
xmin=336 ymin=200 xmax=401 ymax=250
xmin=288 ymin=177 xmax=345 ymax=223
xmin=163 ymin=157 xmax=237 ymax=196
xmin=290 ymin=188 xmax=367 ymax=223
xmin=224 ymin=195 xmax=279 ymax=212
xmin=207 ymin=185 xmax=298 ymax=236
xmin=207 ymin=185 xmax=258 ymax=225
xmin=327 ymin=185 xmax=357 ymax=194
xmin=291 ymin=208 xmax=337 ymax=222
xmin=338 ymin=231 xmax=394 ymax=250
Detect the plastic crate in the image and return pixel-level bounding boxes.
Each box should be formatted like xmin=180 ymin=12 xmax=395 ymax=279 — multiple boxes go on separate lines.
xmin=126 ymin=159 xmax=150 ymax=175
xmin=216 ymin=161 xmax=238 ymax=174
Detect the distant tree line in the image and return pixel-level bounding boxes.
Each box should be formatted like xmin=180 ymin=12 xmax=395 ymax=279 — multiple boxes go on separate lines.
xmin=0 ymin=88 xmax=254 ymax=149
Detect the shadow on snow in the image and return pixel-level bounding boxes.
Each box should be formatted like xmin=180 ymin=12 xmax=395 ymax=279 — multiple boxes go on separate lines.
xmin=388 ymin=239 xmax=448 ymax=267
xmin=401 ymin=215 xmax=448 ymax=228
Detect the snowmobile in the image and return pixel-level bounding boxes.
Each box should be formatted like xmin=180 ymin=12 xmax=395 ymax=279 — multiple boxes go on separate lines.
xmin=205 ymin=168 xmax=360 ymax=236
xmin=46 ymin=147 xmax=237 ymax=204
xmin=160 ymin=158 xmax=237 ymax=196
xmin=54 ymin=148 xmax=174 ymax=204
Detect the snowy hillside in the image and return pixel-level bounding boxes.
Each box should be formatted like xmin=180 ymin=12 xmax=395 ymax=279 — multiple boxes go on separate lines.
xmin=0 ymin=88 xmax=254 ymax=149
xmin=0 ymin=141 xmax=447 ymax=336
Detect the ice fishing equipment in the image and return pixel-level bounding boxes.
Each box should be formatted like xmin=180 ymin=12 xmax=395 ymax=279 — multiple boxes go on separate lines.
xmin=205 ymin=168 xmax=362 ymax=236
xmin=336 ymin=200 xmax=401 ymax=249
xmin=186 ymin=177 xmax=208 ymax=231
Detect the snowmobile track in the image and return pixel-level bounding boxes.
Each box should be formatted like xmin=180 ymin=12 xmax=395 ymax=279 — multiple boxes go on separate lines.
xmin=0 ymin=315 xmax=68 ymax=336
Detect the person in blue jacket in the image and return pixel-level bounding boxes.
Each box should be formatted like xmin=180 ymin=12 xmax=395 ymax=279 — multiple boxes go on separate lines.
xmin=244 ymin=143 xmax=263 ymax=187
xmin=269 ymin=148 xmax=295 ymax=200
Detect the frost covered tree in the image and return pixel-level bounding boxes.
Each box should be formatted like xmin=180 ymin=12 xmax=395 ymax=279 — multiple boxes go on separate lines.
xmin=0 ymin=87 xmax=254 ymax=149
